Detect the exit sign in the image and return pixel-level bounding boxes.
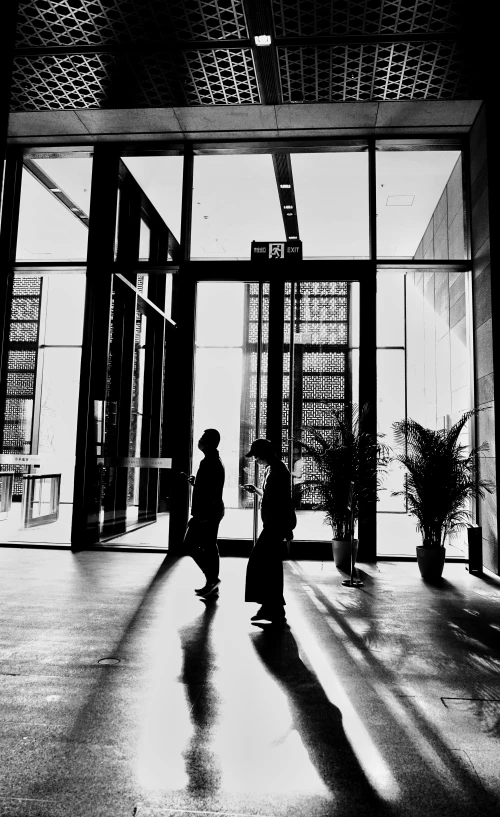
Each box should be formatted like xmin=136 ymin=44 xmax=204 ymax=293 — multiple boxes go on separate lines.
xmin=251 ymin=241 xmax=302 ymax=260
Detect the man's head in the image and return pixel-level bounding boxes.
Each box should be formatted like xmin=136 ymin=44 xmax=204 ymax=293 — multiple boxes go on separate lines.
xmin=198 ymin=428 xmax=220 ymax=452
xmin=245 ymin=438 xmax=275 ymax=465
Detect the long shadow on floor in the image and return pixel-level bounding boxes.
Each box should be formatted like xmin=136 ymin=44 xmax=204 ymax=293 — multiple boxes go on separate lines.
xmin=292 ymin=566 xmax=500 ymax=817
xmin=178 ymin=595 xmax=222 ymax=798
xmin=250 ymin=624 xmax=393 ymax=817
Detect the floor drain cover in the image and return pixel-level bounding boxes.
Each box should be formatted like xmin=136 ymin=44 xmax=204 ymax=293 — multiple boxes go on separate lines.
xmin=98 ymin=657 xmax=121 ymax=665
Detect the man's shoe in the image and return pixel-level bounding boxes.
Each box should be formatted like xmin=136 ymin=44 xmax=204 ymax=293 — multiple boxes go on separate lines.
xmin=195 ymin=583 xmax=210 ymax=595
xmin=198 ymin=579 xmax=220 ymax=597
xmin=200 ymin=589 xmax=219 ymax=602
xmin=251 ymin=606 xmax=272 ymax=621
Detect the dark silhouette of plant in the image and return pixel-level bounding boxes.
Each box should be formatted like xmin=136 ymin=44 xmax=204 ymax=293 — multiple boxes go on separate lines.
xmin=293 ymin=404 xmax=388 ymax=540
xmin=391 ymin=410 xmax=494 ymax=549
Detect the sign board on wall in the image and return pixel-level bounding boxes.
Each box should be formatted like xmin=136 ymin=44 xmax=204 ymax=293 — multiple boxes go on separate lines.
xmin=251 ymin=241 xmax=302 ymax=260
xmin=0 ymin=454 xmax=44 ymax=466
xmin=96 ymin=457 xmax=172 ymax=468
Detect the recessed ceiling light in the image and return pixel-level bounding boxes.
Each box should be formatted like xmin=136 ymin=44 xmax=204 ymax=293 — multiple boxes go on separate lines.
xmin=280 ymin=184 xmax=291 ymax=189
xmin=283 ymin=205 xmax=293 ymax=209
xmin=286 ymin=213 xmax=293 ymax=217
xmin=289 ymin=236 xmax=298 ymax=239
xmin=254 ymin=34 xmax=272 ymax=46
xmin=50 ymin=187 xmax=61 ymax=192
xmin=386 ymin=195 xmax=415 ymax=206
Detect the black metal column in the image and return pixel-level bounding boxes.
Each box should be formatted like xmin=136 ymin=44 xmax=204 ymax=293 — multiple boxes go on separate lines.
xmin=0 ymin=1 xmax=18 ymax=199
xmin=357 ymin=139 xmax=377 ymax=562
xmin=266 ymin=279 xmax=285 ymax=453
xmin=0 ymin=152 xmax=23 ymax=454
xmin=71 ymin=147 xmax=120 ymax=548
xmin=165 ymin=145 xmax=195 ymax=552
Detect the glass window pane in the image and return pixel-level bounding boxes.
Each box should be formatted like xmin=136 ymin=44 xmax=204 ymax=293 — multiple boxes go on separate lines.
xmin=376 ymin=151 xmax=464 ymax=259
xmin=139 ymin=219 xmax=150 ymax=261
xmin=291 ymin=153 xmax=369 ymax=259
xmin=406 ymin=270 xmax=471 ymax=431
xmin=377 ymin=349 xmax=406 ymax=514
xmin=122 ymin=156 xmax=184 ymax=243
xmin=38 ymin=347 xmax=82 ymax=504
xmin=43 ymin=275 xmax=86 ymax=345
xmin=16 ymin=158 xmax=92 ymax=262
xmin=192 ymin=155 xmax=284 ymax=259
xmin=377 ymin=269 xmax=473 ymax=558
xmin=165 ymin=274 xmax=173 ymax=319
xmin=195 ymin=282 xmax=245 ymax=346
xmin=377 ymin=272 xmax=405 ymax=347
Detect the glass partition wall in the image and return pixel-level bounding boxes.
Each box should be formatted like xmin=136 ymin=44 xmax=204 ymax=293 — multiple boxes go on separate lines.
xmin=0 ymin=140 xmax=473 ymax=557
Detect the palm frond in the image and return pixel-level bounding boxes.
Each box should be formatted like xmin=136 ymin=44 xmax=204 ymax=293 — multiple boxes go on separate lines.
xmin=390 ymin=409 xmax=494 ymax=548
xmin=291 ymin=403 xmax=387 ymax=540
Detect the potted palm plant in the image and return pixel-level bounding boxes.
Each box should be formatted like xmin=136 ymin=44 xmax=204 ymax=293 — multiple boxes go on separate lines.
xmin=294 ymin=403 xmax=387 ymax=570
xmin=391 ymin=410 xmax=494 ymax=580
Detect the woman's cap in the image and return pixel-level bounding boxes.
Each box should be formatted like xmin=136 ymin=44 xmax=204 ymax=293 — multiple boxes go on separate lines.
xmin=246 ymin=438 xmax=274 ymax=458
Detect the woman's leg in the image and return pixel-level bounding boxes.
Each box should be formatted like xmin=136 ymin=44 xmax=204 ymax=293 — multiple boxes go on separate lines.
xmin=245 ymin=525 xmax=285 ymax=612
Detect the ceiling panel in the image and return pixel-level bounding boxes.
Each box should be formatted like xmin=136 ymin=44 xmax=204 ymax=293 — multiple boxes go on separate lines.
xmin=278 ymin=41 xmax=467 ymax=102
xmin=10 ymin=0 xmax=471 ymax=111
xmin=15 ymin=0 xmax=249 ymax=47
xmin=272 ymin=0 xmax=464 ymax=37
xmin=182 ymin=49 xmax=260 ymax=105
xmin=11 ymin=48 xmax=259 ymax=110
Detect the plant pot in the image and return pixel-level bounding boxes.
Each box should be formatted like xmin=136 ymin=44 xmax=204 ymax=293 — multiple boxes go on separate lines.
xmin=333 ymin=539 xmax=358 ymax=572
xmin=416 ymin=545 xmax=446 ymax=580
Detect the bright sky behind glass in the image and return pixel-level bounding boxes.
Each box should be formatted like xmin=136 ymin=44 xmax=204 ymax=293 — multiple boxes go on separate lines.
xmin=16 ymin=151 xmax=461 ymax=261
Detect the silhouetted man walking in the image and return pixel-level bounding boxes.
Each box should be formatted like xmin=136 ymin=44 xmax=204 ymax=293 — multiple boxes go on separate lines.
xmin=183 ymin=428 xmax=225 ymax=598
xmin=243 ymin=438 xmax=296 ymax=624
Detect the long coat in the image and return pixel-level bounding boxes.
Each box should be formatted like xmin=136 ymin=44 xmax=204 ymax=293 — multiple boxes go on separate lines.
xmin=245 ymin=459 xmax=295 ymax=608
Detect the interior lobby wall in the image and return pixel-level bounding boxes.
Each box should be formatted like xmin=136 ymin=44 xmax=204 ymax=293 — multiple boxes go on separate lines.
xmin=469 ymin=103 xmax=497 ymax=574
xmin=413 ymin=155 xmax=465 ymax=260
xmin=406 ymin=269 xmax=471 ymax=434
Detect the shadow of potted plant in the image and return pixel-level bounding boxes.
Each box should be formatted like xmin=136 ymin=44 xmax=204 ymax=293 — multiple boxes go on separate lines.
xmin=294 ymin=403 xmax=388 ymax=571
xmin=391 ymin=410 xmax=494 ymax=580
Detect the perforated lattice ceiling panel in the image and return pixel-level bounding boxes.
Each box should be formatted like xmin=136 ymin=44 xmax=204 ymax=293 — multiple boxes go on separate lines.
xmin=183 ymin=49 xmax=260 ymax=104
xmin=12 ymin=0 xmax=469 ymax=109
xmin=15 ymin=0 xmax=248 ymax=47
xmin=272 ymin=0 xmax=464 ymax=37
xmin=279 ymin=40 xmax=467 ymax=101
xmin=11 ymin=48 xmax=259 ymax=110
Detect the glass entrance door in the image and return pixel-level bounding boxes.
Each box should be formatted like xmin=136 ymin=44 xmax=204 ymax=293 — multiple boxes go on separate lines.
xmin=98 ymin=273 xmax=169 ymax=540
xmin=192 ymin=277 xmax=360 ymax=543
xmin=283 ymin=281 xmax=360 ymax=542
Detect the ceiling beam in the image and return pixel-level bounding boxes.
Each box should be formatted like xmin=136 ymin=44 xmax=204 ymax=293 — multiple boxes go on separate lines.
xmin=272 ymin=153 xmax=300 ymax=241
xmin=23 ymin=158 xmax=89 ymax=226
xmin=242 ymin=0 xmax=301 ymax=241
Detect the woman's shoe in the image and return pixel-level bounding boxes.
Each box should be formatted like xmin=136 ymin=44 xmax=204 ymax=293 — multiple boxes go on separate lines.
xmin=251 ymin=606 xmax=272 ymax=621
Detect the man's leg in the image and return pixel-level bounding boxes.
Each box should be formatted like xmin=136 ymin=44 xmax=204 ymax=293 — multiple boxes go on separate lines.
xmin=183 ymin=519 xmax=207 ymax=580
xmin=197 ymin=519 xmax=219 ymax=582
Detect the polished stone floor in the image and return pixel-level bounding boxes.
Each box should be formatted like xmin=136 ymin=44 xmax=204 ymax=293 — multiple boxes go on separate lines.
xmin=1 ymin=548 xmax=500 ymax=817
